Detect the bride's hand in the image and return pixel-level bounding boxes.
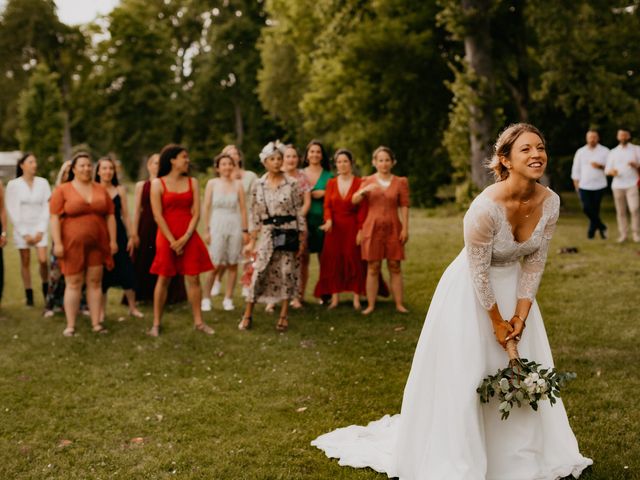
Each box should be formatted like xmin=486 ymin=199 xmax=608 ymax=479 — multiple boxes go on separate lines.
xmin=505 ymin=316 xmax=525 ymax=342
xmin=492 ymin=318 xmax=513 ymax=349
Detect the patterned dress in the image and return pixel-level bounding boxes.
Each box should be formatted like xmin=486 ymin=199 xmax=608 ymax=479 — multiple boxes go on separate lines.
xmin=247 ymin=175 xmax=306 ymax=304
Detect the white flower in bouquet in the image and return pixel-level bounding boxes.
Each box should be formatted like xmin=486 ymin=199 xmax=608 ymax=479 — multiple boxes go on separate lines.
xmin=477 ymin=339 xmax=577 ymax=420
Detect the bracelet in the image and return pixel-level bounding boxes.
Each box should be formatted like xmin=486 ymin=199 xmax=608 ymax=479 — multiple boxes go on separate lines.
xmin=513 ymin=314 xmax=525 ymax=323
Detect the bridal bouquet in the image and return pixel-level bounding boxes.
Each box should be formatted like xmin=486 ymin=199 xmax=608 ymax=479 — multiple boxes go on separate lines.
xmin=477 ymin=340 xmax=576 ymax=420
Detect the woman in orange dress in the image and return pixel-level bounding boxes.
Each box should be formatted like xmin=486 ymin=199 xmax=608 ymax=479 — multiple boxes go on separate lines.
xmin=148 ymin=144 xmax=214 ymax=337
xmin=353 ymin=146 xmax=410 ymax=314
xmin=50 ymin=152 xmax=117 ymax=336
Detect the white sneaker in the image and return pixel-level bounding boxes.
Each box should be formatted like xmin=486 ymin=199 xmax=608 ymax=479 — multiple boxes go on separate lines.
xmin=222 ymin=298 xmax=235 ymax=311
xmin=201 ymin=298 xmax=212 ymax=312
xmin=241 ymin=286 xmax=250 ymax=298
xmin=211 ymin=280 xmax=222 ymax=297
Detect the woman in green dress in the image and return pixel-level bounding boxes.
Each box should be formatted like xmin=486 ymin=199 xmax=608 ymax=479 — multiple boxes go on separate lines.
xmin=301 ymin=140 xmax=333 ymax=303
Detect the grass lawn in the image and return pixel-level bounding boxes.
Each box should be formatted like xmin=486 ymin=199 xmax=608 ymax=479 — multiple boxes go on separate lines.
xmin=0 ymin=192 xmax=638 ymax=479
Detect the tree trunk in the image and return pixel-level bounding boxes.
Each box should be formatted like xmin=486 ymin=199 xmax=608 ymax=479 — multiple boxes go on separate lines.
xmin=463 ymin=0 xmax=495 ymax=188
xmin=61 ymin=110 xmax=72 ymax=160
xmin=234 ymin=101 xmax=244 ymax=148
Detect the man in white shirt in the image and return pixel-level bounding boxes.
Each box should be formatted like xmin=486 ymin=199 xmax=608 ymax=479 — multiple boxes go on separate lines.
xmin=605 ymin=129 xmax=640 ymax=242
xmin=571 ymin=130 xmax=609 ymax=239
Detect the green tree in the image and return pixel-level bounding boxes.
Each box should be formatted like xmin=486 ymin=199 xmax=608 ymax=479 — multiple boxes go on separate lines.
xmin=70 ymin=0 xmax=177 ymax=177
xmin=0 ymin=0 xmax=86 ymax=156
xmin=259 ymin=0 xmax=452 ymax=205
xmin=17 ymin=63 xmax=64 ymax=180
xmin=185 ymin=0 xmax=279 ymax=171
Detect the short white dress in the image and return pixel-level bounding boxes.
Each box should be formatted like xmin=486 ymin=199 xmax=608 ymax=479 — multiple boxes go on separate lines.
xmin=208 ymin=180 xmax=243 ymax=266
xmin=312 ymin=189 xmax=592 ymax=480
xmin=5 ymin=176 xmax=51 ymax=248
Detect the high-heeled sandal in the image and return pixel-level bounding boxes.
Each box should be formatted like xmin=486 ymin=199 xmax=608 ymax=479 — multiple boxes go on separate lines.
xmin=194 ymin=322 xmax=215 ymax=335
xmin=275 ymin=316 xmax=288 ymax=332
xmin=62 ymin=327 xmax=75 ymax=337
xmin=238 ymin=315 xmax=253 ymax=331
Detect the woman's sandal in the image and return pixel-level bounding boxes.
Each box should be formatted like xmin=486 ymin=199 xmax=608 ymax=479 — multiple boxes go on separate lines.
xmin=147 ymin=325 xmax=160 ymax=337
xmin=129 ymin=310 xmax=145 ymax=319
xmin=92 ymin=324 xmax=108 ymax=334
xmin=238 ymin=316 xmax=253 ymax=331
xmin=62 ymin=327 xmax=75 ymax=337
xmin=275 ymin=316 xmax=288 ymax=332
xmin=194 ymin=322 xmax=215 ymax=335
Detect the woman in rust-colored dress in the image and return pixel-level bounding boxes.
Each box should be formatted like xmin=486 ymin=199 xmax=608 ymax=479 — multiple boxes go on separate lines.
xmin=50 ymin=152 xmax=117 ymax=336
xmin=131 ymin=154 xmax=186 ymax=304
xmin=353 ymin=146 xmax=410 ymax=315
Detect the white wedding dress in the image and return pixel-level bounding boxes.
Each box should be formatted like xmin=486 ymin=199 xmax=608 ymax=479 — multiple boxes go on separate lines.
xmin=312 ymin=189 xmax=592 ymax=480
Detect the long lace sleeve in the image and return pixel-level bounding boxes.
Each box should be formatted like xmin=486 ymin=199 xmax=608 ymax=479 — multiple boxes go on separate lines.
xmin=463 ymin=197 xmax=497 ymax=310
xmin=517 ymin=193 xmax=559 ymax=302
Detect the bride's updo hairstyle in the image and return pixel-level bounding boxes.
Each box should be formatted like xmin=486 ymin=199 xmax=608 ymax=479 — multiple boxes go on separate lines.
xmin=487 ymin=123 xmax=546 ymax=182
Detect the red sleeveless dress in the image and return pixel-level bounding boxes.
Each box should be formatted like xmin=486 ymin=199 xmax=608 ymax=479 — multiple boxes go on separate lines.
xmin=150 ymin=177 xmax=213 ymax=277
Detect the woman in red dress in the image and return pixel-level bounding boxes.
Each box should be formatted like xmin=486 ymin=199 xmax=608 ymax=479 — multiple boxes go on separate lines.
xmin=148 ymin=144 xmax=214 ymax=337
xmin=314 ymin=149 xmax=366 ymax=310
xmin=131 ymin=154 xmax=187 ymax=304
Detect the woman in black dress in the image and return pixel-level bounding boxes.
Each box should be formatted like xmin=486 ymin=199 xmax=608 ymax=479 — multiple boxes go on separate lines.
xmin=95 ymin=157 xmax=144 ymax=321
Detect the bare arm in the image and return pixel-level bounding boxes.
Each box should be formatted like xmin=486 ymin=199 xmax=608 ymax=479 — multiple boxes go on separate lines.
xmin=311 ymin=189 xmax=325 ymax=200
xmin=301 ymin=191 xmax=311 ymax=216
xmin=51 ymin=214 xmax=62 ymax=256
xmin=399 ymin=205 xmax=409 ymax=244
xmin=0 ymin=183 xmax=7 ymax=247
xmin=237 ymin=182 xmax=250 ymax=244
xmin=352 ymin=183 xmax=377 ymax=205
xmin=130 ymin=181 xmax=144 ymax=247
xmin=107 ymin=214 xmax=117 ymax=254
xmin=187 ymin=178 xmax=200 ymax=236
xmin=202 ymin=179 xmax=214 ymax=244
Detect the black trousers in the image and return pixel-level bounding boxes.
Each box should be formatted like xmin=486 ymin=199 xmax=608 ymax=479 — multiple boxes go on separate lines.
xmin=579 ymin=188 xmax=607 ymax=237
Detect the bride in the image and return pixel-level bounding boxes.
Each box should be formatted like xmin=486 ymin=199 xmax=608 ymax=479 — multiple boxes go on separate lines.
xmin=312 ymin=124 xmax=592 ymax=479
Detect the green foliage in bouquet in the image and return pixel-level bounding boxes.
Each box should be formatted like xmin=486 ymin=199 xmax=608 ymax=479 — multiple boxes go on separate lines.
xmin=477 ymin=358 xmax=577 ymax=420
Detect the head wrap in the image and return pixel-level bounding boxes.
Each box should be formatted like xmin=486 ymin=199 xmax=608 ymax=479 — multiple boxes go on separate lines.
xmin=259 ymin=140 xmax=287 ymax=164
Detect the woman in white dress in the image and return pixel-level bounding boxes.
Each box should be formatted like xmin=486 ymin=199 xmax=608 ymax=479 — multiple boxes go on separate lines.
xmin=312 ymin=124 xmax=592 ymax=479
xmin=210 ymin=145 xmax=258 ymax=299
xmin=6 ymin=153 xmax=51 ymax=306
xmin=201 ymin=152 xmax=249 ymax=311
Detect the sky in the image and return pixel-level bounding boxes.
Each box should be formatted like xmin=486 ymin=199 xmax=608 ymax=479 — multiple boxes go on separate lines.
xmin=0 ymin=0 xmax=121 ymax=25
xmin=54 ymin=0 xmax=120 ymax=25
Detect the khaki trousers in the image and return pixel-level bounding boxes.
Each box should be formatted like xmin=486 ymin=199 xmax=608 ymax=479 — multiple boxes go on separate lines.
xmin=612 ymin=186 xmax=640 ymax=241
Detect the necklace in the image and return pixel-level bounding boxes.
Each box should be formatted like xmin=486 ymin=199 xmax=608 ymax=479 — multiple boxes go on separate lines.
xmin=376 ymin=173 xmax=392 ymax=188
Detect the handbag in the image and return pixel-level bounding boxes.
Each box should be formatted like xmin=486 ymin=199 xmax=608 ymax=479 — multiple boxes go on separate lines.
xmin=261 ymin=180 xmax=300 ymax=252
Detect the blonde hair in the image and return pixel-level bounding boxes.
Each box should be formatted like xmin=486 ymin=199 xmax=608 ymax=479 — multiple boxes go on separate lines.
xmin=372 ymin=146 xmax=396 ymax=163
xmin=55 ymin=160 xmax=72 ymax=186
xmin=487 ymin=123 xmax=545 ymax=182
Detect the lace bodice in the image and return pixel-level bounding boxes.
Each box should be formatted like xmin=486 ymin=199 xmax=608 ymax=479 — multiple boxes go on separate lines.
xmin=463 ymin=189 xmax=560 ymax=309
